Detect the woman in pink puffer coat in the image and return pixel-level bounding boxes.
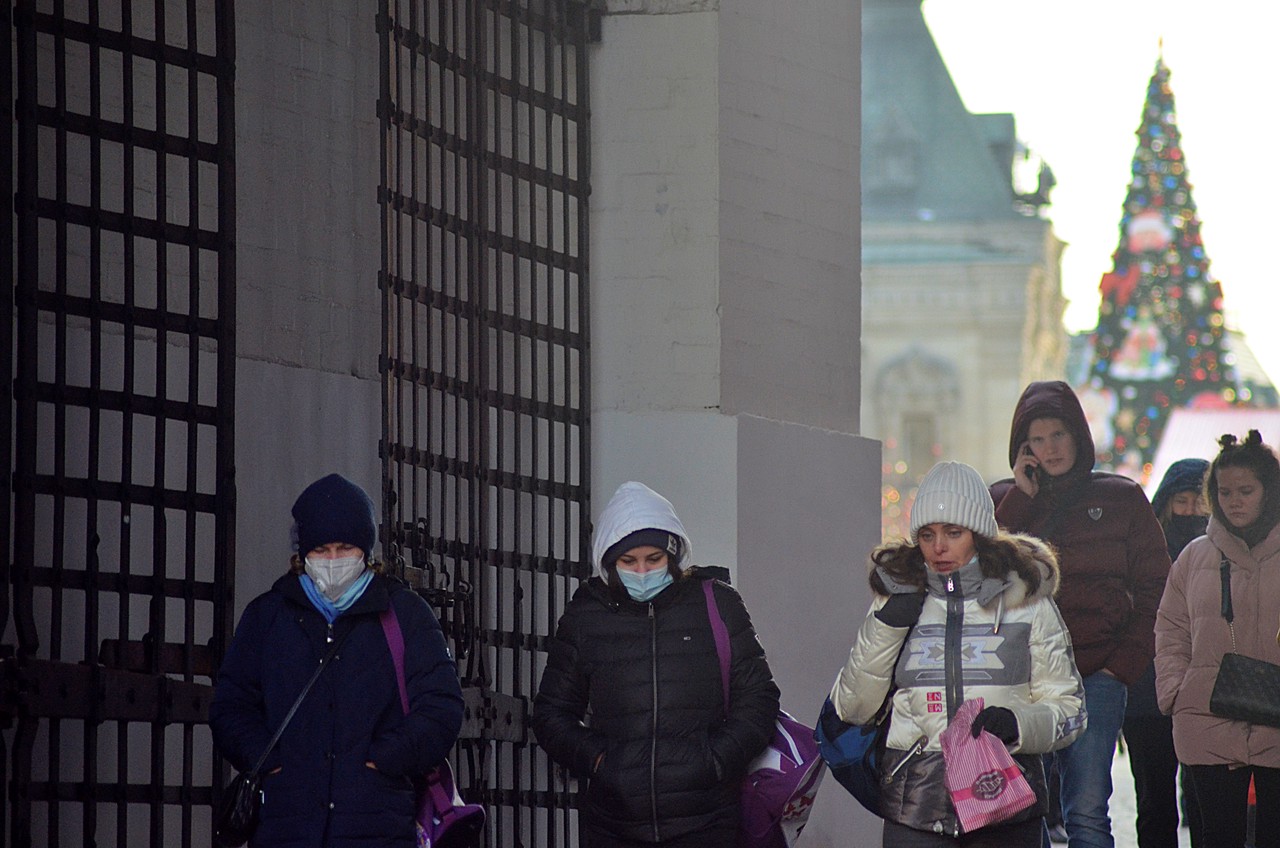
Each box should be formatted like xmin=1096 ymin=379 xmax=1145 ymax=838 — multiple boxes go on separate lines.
xmin=1156 ymin=430 xmax=1280 ymax=848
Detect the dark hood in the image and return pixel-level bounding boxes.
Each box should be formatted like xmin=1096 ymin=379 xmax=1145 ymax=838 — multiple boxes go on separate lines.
xmin=1006 ymin=381 xmax=1096 ymax=478
xmin=1151 ymin=458 xmax=1210 ymax=518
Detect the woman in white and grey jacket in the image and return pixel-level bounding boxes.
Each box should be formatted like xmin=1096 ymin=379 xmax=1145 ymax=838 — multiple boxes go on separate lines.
xmin=832 ymin=461 xmax=1086 ymax=846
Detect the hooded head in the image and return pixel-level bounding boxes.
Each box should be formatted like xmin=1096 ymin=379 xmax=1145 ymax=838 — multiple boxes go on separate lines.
xmin=1151 ymin=457 xmax=1210 ymax=520
xmin=291 ymin=473 xmax=378 ymax=558
xmin=591 ymin=482 xmax=691 ymax=583
xmin=1206 ymin=431 xmax=1280 ymax=546
xmin=1006 ymin=381 xmax=1095 ymax=480
xmin=908 ymin=461 xmax=998 ymax=544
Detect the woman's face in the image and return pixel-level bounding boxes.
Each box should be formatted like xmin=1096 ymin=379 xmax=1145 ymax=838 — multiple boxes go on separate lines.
xmin=1216 ymin=466 xmax=1265 ymax=530
xmin=1169 ymin=490 xmax=1208 ymax=517
xmin=309 ymin=541 xmax=364 ymax=560
xmin=615 ymin=545 xmax=669 ymax=574
xmin=916 ymin=523 xmax=976 ymax=575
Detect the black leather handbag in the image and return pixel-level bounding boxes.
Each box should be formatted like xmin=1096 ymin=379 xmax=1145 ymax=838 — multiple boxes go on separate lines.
xmin=1207 ymin=555 xmax=1280 ymax=729
xmin=213 ymin=770 xmax=265 ymax=848
xmin=213 ymin=632 xmax=348 ymax=847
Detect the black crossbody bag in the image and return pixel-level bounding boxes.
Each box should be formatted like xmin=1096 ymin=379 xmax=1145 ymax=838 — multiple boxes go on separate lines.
xmin=1208 ymin=554 xmax=1280 ymax=728
xmin=214 ymin=630 xmax=349 ymax=847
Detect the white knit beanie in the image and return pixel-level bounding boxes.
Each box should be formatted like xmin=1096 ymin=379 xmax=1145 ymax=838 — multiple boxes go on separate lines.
xmin=909 ymin=461 xmax=998 ymax=543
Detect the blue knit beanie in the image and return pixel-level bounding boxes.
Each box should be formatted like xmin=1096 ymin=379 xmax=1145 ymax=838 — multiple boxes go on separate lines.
xmin=1151 ymin=458 xmax=1209 ymax=518
xmin=291 ymin=473 xmax=377 ymax=557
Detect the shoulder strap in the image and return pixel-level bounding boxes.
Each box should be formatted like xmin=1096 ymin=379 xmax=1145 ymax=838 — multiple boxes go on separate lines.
xmin=702 ymin=580 xmax=731 ymax=712
xmin=251 ymin=626 xmax=349 ymax=775
xmin=380 ymin=601 xmax=410 ymax=715
xmin=1218 ymin=553 xmax=1239 ymax=654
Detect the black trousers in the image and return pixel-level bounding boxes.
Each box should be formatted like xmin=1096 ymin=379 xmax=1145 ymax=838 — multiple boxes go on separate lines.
xmin=882 ymin=816 xmax=1043 ymax=848
xmin=582 ymin=824 xmax=738 ymax=848
xmin=1186 ymin=763 xmax=1280 ymax=848
xmin=1122 ymin=715 xmax=1186 ymax=848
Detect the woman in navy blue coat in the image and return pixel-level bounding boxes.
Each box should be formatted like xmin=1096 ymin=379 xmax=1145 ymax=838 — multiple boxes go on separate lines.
xmin=210 ymin=474 xmax=464 ymax=847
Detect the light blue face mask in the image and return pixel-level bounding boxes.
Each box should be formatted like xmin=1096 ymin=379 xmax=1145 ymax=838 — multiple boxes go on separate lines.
xmin=616 ymin=568 xmax=673 ymax=602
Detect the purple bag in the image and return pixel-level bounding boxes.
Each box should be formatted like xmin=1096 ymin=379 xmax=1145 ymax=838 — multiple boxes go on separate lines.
xmin=381 ymin=606 xmax=486 ymax=848
xmin=705 ymin=581 xmax=826 ymax=848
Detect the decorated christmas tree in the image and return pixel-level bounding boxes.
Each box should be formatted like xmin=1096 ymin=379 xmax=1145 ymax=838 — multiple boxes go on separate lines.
xmin=1077 ymin=56 xmax=1239 ymax=482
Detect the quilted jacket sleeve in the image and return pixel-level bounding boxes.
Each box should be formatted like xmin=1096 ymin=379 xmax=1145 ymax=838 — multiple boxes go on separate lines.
xmin=1008 ymin=598 xmax=1086 ymax=754
xmin=365 ymin=589 xmax=465 ymax=777
xmin=830 ymin=598 xmax=908 ymax=725
xmin=1154 ymin=546 xmax=1194 ymax=716
xmin=707 ymin=583 xmax=781 ymax=779
xmin=530 ymin=597 xmax=607 ymax=779
xmin=209 ymin=595 xmax=280 ymax=774
xmin=1110 ymin=484 xmax=1173 ymax=685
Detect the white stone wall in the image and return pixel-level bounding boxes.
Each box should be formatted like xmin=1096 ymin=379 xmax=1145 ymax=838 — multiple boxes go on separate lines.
xmin=589 ymin=10 xmax=722 ymax=414
xmin=719 ymin=0 xmax=862 ymax=432
xmin=590 ymin=0 xmax=877 ymax=842
xmin=233 ymin=0 xmax=384 ymax=612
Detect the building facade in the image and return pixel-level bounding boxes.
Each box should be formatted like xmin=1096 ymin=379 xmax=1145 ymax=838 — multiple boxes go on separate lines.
xmin=4 ymin=1 xmax=878 ymax=845
xmin=860 ymin=0 xmax=1068 ymax=535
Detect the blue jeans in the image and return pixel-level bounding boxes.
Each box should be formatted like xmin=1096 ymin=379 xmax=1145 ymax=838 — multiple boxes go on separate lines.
xmin=1043 ymin=671 xmax=1127 ymax=848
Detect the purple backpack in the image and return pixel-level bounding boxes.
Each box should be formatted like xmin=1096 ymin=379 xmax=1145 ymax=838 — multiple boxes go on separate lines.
xmin=704 ymin=581 xmax=826 ymax=848
xmin=381 ymin=606 xmax=486 ymax=848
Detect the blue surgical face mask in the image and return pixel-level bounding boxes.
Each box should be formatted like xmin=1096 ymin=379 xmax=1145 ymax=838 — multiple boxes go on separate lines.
xmin=616 ymin=568 xmax=673 ymax=602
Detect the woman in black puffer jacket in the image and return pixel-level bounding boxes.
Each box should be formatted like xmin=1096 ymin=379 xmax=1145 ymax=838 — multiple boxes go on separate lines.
xmin=531 ymin=481 xmax=780 ymax=848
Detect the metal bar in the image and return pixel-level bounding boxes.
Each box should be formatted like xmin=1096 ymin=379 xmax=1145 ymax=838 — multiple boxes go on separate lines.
xmin=378 ymin=0 xmax=394 ymax=570
xmin=149 ymin=0 xmax=172 ymax=838
xmin=84 ymin=5 xmax=105 ymax=835
xmin=212 ymin=0 xmax=241 ymax=819
xmin=116 ymin=4 xmax=139 ymax=839
xmin=378 ymin=3 xmax=593 ymax=844
xmin=0 ymin=0 xmax=14 ymax=841
xmin=9 ymin=1 xmax=237 ymax=844
xmin=26 ymin=10 xmax=223 ymax=73
xmin=48 ymin=3 xmax=70 ymax=840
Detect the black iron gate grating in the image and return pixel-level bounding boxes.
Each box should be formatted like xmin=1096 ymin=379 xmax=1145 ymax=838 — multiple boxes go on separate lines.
xmin=5 ymin=1 xmax=236 ymax=846
xmin=377 ymin=1 xmax=593 ymax=845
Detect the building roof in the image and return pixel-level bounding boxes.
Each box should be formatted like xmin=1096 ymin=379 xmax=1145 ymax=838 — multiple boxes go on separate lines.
xmin=1146 ymin=408 xmax=1280 ymax=498
xmin=862 ymin=0 xmax=1023 ymax=223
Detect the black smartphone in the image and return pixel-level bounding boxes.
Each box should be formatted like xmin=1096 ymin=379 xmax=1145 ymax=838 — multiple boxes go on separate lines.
xmin=1019 ymin=444 xmax=1044 ymax=483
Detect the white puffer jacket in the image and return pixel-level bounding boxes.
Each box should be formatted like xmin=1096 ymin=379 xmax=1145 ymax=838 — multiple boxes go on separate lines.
xmin=831 ymin=533 xmax=1086 ymax=836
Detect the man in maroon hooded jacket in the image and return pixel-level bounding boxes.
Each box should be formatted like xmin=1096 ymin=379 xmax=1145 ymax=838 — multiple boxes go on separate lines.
xmin=990 ymin=381 xmax=1171 ymax=848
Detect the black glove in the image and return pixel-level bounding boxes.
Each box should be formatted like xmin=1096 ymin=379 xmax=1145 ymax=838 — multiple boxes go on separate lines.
xmin=874 ymin=591 xmax=926 ymax=628
xmin=970 ymin=706 xmax=1019 ymax=744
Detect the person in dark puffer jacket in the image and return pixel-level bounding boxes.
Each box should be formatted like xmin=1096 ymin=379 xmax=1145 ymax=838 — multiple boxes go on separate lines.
xmin=990 ymin=381 xmax=1171 ymax=848
xmin=531 ymin=481 xmax=780 ymax=848
xmin=210 ymin=474 xmax=464 ymax=847
xmin=1123 ymin=458 xmax=1208 ymax=848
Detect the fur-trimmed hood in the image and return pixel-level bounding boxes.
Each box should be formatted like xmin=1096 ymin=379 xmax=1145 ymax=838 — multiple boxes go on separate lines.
xmin=869 ymin=532 xmax=1060 ymax=612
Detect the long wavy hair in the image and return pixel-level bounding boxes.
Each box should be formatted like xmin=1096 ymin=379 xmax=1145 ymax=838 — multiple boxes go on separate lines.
xmin=869 ymin=531 xmax=1053 ymax=601
xmin=1206 ymin=430 xmax=1280 ymax=543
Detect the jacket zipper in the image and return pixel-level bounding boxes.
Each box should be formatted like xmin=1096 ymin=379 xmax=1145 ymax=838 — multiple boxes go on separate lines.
xmin=945 ymin=575 xmax=963 ymax=721
xmin=885 ymin=734 xmax=928 ymax=783
xmin=649 ymin=603 xmax=660 ymax=841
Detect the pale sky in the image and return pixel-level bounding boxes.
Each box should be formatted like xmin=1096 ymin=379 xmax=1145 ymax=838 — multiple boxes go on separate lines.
xmin=921 ymin=1 xmax=1280 ymax=384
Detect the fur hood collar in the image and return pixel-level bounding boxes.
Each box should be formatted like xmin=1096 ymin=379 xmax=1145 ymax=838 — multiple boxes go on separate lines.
xmin=869 ymin=532 xmax=1060 ymax=611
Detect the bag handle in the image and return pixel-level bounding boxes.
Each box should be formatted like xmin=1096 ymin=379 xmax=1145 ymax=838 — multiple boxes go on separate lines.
xmin=250 ymin=625 xmax=349 ymax=776
xmin=702 ymin=580 xmax=732 ymax=713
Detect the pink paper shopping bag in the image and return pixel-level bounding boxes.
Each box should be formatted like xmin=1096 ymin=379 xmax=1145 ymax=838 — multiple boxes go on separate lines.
xmin=938 ymin=697 xmax=1036 ymax=832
